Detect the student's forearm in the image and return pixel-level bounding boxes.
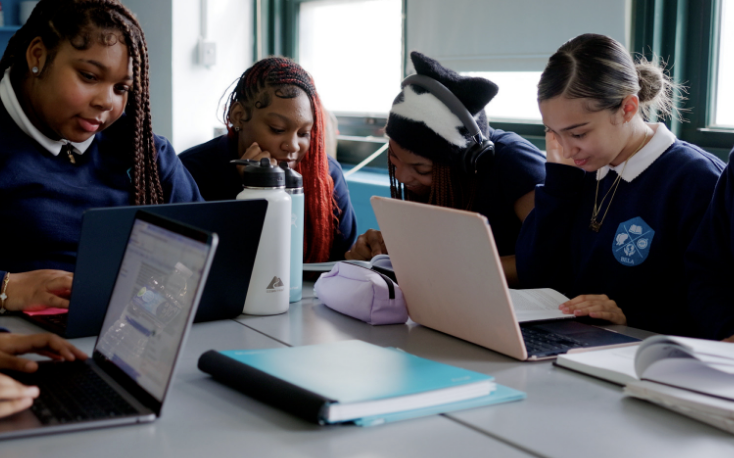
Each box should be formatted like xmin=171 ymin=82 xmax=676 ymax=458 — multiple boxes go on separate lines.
xmin=501 ymin=255 xmax=519 ymax=288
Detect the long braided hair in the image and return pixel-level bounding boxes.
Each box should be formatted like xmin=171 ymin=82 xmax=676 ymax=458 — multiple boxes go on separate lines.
xmin=224 ymin=57 xmax=337 ymax=263
xmin=0 ymin=0 xmax=164 ymax=205
xmin=389 ymin=152 xmax=477 ymax=210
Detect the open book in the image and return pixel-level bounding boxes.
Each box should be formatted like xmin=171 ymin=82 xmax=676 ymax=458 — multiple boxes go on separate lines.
xmin=508 ymin=288 xmax=573 ymax=322
xmin=556 ymin=335 xmax=734 ymax=386
xmin=556 ymin=335 xmax=734 ymax=433
xmin=304 ymin=254 xmax=392 ymax=272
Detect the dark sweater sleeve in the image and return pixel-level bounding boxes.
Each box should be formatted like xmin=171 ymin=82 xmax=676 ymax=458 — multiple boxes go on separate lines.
xmin=155 ymin=135 xmax=203 ymax=203
xmin=516 ymin=162 xmax=586 ymax=290
xmin=686 ymin=155 xmax=734 ymax=340
xmin=328 ymin=157 xmax=358 ymax=260
xmin=492 ymin=132 xmax=547 ymax=205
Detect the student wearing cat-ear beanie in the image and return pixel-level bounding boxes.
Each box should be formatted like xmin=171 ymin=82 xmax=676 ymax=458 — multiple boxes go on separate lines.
xmin=346 ymin=51 xmax=546 ymax=286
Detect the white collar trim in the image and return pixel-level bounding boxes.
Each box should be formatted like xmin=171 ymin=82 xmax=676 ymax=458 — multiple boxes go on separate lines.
xmin=0 ymin=69 xmax=94 ymax=156
xmin=596 ymin=123 xmax=675 ymax=182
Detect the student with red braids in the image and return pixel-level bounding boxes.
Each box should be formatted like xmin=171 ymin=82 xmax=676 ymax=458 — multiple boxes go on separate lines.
xmin=0 ymin=0 xmax=201 ymax=312
xmin=180 ymin=57 xmax=357 ymax=262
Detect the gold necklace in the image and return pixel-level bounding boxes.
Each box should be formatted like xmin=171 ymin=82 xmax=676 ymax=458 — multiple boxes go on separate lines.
xmin=589 ymin=131 xmax=650 ymax=232
xmin=62 ymin=143 xmax=76 ymax=164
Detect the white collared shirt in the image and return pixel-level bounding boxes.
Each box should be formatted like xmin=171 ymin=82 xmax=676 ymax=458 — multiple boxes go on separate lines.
xmin=0 ymin=69 xmax=94 ymax=157
xmin=596 ymin=122 xmax=676 ymax=183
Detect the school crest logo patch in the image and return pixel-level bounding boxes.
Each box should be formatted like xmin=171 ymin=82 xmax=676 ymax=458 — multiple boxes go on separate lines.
xmin=612 ymin=217 xmax=654 ymax=266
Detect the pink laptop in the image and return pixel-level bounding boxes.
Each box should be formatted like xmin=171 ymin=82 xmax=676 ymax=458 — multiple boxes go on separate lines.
xmin=371 ymin=196 xmax=639 ymax=361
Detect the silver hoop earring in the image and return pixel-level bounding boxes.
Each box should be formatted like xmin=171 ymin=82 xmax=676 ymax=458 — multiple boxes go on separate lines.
xmin=31 ymin=66 xmax=39 ymax=74
xmin=234 ymin=126 xmax=241 ymax=132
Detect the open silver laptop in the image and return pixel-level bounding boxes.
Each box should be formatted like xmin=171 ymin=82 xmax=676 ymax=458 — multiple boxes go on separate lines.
xmin=21 ymin=199 xmax=266 ymax=338
xmin=0 ymin=211 xmax=218 ymax=439
xmin=371 ymin=196 xmax=638 ymax=361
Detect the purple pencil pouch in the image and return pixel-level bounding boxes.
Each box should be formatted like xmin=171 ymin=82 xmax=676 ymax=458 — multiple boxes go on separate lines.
xmin=314 ymin=262 xmax=408 ymax=325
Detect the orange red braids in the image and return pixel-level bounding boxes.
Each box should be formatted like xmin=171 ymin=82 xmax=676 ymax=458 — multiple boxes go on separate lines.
xmin=224 ymin=57 xmax=337 ymax=263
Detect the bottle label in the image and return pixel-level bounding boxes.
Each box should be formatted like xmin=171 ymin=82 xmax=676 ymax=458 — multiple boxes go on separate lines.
xmin=266 ymin=276 xmax=286 ymax=293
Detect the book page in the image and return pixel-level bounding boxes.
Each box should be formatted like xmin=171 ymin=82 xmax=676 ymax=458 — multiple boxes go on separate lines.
xmin=641 ymin=358 xmax=734 ymax=402
xmin=509 ymin=288 xmax=573 ymax=323
xmin=626 ymin=380 xmax=734 ymax=422
xmin=634 ymin=340 xmax=698 ymax=376
xmin=634 ymin=336 xmax=734 ymax=377
xmin=556 ymin=345 xmax=639 ymax=386
xmin=661 ymin=336 xmax=734 ymax=373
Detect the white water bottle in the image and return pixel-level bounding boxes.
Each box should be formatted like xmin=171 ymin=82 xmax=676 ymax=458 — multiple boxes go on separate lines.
xmin=280 ymin=162 xmax=304 ymax=303
xmin=234 ymin=158 xmax=291 ymax=315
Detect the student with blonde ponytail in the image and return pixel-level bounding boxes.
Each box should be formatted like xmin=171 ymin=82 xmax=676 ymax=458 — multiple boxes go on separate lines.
xmin=517 ymin=33 xmax=724 ymax=336
xmin=0 ymin=0 xmax=201 ymax=312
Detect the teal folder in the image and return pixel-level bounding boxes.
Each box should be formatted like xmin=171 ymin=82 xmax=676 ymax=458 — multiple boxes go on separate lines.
xmin=198 ymin=340 xmax=526 ymax=425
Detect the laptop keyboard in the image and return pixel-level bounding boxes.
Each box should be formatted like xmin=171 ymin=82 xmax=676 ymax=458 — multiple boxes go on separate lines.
xmin=521 ymin=326 xmax=590 ymax=357
xmin=22 ymin=362 xmax=139 ymax=425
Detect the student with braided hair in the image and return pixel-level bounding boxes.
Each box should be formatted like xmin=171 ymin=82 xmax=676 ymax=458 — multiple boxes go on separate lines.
xmin=0 ymin=0 xmax=201 ymax=312
xmin=180 ymin=57 xmax=357 ymax=262
xmin=345 ymin=52 xmax=546 ymax=285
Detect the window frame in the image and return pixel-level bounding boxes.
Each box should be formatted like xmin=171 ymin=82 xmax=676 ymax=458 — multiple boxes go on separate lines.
xmin=257 ymin=0 xmax=734 ymax=158
xmin=633 ymin=0 xmax=734 ymax=160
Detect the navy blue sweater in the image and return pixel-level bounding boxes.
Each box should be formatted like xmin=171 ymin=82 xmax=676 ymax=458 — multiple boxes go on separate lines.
xmin=179 ymin=134 xmax=358 ymax=260
xmin=517 ymin=140 xmax=724 ymax=336
xmin=476 ymin=128 xmax=546 ymax=256
xmin=686 ymin=148 xmax=734 ymax=339
xmin=0 ymin=103 xmax=202 ymax=278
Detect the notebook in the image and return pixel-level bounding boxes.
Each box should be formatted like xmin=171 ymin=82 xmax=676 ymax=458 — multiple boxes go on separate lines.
xmin=198 ymin=339 xmax=526 ymax=426
xmin=22 ymin=200 xmax=267 ymax=338
xmin=371 ymin=196 xmax=639 ymax=361
xmin=0 ymin=210 xmax=218 ymax=439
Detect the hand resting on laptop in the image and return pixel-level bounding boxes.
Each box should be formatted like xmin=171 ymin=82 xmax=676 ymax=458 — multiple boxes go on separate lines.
xmin=0 ymin=373 xmax=38 ymax=419
xmin=558 ymin=293 xmax=627 ymax=325
xmin=0 ymin=332 xmax=87 ymax=419
xmin=2 ymin=270 xmax=74 ymax=312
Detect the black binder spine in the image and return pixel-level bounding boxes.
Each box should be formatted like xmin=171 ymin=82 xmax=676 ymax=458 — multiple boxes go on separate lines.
xmin=198 ymin=350 xmax=335 ymax=424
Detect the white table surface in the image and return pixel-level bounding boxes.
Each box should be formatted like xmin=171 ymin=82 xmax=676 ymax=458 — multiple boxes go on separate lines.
xmin=235 ymin=284 xmax=734 ymax=458
xmin=0 ymin=314 xmax=534 ymax=458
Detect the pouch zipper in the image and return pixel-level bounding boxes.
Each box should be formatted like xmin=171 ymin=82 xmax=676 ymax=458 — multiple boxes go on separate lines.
xmin=348 ymin=263 xmax=395 ymax=299
xmin=374 ymin=271 xmax=395 ymax=300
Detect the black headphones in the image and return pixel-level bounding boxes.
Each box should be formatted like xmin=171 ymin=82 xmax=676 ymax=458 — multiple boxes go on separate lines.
xmin=400 ymin=74 xmax=495 ymax=175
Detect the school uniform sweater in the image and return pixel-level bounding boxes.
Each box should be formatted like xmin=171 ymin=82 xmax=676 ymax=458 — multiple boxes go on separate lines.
xmin=179 ymin=134 xmax=358 ymax=260
xmin=516 ymin=126 xmax=724 ymax=336
xmin=686 ymin=147 xmax=734 ymax=339
xmin=475 ymin=128 xmax=546 ymax=256
xmin=0 ymin=102 xmax=202 ymax=279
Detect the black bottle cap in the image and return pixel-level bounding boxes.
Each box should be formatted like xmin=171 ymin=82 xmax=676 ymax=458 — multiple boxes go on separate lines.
xmin=231 ymin=158 xmax=285 ymax=188
xmin=279 ymin=161 xmax=303 ymax=188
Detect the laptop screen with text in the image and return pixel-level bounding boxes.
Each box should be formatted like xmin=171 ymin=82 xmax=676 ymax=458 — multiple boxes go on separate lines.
xmin=95 ymin=218 xmax=212 ymax=401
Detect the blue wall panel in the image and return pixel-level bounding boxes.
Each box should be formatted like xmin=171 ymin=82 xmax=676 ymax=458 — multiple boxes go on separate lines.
xmin=344 ymin=168 xmax=391 ymax=234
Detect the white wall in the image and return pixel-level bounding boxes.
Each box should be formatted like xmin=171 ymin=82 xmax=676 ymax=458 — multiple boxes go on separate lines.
xmin=172 ymin=0 xmax=253 ymax=153
xmin=123 ymin=0 xmax=253 ymax=153
xmin=122 ymin=0 xmax=174 ymax=141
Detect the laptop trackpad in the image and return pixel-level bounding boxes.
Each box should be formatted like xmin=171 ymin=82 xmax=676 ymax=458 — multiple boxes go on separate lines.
xmin=0 ymin=409 xmax=42 ymax=433
xmin=525 ymin=320 xmax=640 ymax=346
